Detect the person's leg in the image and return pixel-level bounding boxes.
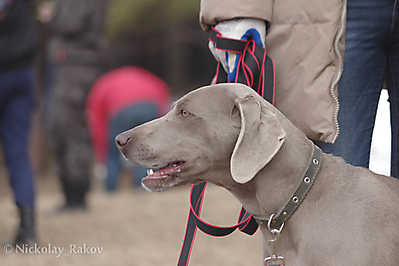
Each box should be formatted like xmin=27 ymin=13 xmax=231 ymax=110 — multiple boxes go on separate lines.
xmin=60 ymin=66 xmax=96 ymax=207
xmin=318 ymin=0 xmax=394 ymax=168
xmin=47 ymin=66 xmax=95 ymax=210
xmin=48 ymin=114 xmax=90 ymax=209
xmin=1 ymin=71 xmax=35 ymax=208
xmin=62 ymin=123 xmax=92 ymax=206
xmin=47 ymin=98 xmax=78 ymax=207
xmin=387 ymin=1 xmax=399 ymax=178
xmin=105 ymin=118 xmax=124 ymax=192
xmin=46 ymin=68 xmax=81 ymax=209
xmin=0 ymin=67 xmax=36 ymax=244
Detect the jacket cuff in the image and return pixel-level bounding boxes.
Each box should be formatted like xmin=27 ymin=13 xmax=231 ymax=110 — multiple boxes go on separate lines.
xmin=200 ymin=0 xmax=272 ymax=31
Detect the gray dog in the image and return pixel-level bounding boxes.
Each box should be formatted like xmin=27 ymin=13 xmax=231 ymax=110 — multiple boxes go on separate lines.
xmin=116 ymin=83 xmax=399 ymax=266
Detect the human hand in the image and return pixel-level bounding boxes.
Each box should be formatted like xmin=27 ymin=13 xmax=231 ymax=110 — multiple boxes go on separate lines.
xmin=208 ymin=18 xmax=266 ymax=82
xmin=38 ymin=1 xmax=55 ymax=23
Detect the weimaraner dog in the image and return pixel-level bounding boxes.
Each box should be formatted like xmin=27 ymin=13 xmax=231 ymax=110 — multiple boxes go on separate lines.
xmin=116 ymin=83 xmax=399 ymax=265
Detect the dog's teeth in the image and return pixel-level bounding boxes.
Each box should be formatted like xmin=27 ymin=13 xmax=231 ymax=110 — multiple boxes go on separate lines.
xmin=147 ymin=169 xmax=154 ymax=176
xmin=176 ymin=169 xmax=182 ymax=173
xmin=172 ymin=164 xmax=177 ymax=167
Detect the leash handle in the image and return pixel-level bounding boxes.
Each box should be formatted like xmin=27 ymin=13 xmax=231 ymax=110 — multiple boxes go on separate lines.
xmin=210 ymin=27 xmax=276 ymax=105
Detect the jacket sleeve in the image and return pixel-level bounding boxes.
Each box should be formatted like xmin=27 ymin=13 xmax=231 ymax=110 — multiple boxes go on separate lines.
xmin=200 ymin=0 xmax=272 ymax=30
xmin=0 ymin=0 xmax=36 ymax=65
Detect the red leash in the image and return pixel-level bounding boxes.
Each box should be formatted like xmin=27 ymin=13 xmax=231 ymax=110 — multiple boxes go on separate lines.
xmin=177 ymin=182 xmax=258 ymax=266
xmin=177 ymin=27 xmax=276 ymax=266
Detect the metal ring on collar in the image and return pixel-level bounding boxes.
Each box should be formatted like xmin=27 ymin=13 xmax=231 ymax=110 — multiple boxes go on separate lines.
xmin=267 ymin=213 xmax=285 ymax=234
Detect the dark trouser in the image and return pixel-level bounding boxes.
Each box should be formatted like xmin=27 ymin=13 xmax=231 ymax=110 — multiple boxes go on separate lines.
xmin=47 ymin=65 xmax=98 ymax=205
xmin=0 ymin=67 xmax=35 ymax=208
xmin=106 ymin=102 xmax=159 ymax=191
xmin=318 ymin=0 xmax=399 ymax=177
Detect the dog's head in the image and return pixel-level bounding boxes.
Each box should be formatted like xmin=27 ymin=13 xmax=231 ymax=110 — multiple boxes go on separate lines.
xmin=116 ymin=83 xmax=286 ymax=192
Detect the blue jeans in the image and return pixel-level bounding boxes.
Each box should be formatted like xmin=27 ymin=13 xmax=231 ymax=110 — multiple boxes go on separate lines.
xmin=0 ymin=67 xmax=36 ymax=207
xmin=106 ymin=102 xmax=159 ymax=191
xmin=318 ymin=0 xmax=399 ymax=178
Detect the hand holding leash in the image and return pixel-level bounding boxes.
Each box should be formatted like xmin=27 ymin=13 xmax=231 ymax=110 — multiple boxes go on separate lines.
xmin=208 ymin=18 xmax=266 ymax=82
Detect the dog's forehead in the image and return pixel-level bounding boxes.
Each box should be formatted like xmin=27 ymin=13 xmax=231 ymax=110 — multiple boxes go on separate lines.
xmin=181 ymin=84 xmax=252 ymax=104
xmin=177 ymin=86 xmax=234 ymax=111
xmin=174 ymin=84 xmax=261 ymax=116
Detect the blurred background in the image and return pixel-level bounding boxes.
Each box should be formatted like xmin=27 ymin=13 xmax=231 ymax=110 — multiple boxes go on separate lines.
xmin=0 ymin=1 xmax=264 ymax=265
xmin=31 ymin=0 xmax=215 ymax=174
xmin=0 ymin=0 xmax=390 ymax=265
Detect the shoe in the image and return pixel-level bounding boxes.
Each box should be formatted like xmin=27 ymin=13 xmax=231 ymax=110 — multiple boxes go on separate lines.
xmin=14 ymin=205 xmax=37 ymax=246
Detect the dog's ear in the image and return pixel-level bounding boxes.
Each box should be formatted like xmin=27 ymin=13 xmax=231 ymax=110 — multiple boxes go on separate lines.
xmin=230 ymin=95 xmax=286 ymax=183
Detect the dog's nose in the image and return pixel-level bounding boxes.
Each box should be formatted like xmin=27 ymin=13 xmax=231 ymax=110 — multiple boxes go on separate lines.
xmin=115 ymin=133 xmax=132 ymax=148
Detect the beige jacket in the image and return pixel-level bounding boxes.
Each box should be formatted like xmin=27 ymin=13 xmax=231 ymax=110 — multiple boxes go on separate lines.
xmin=200 ymin=0 xmax=347 ymax=143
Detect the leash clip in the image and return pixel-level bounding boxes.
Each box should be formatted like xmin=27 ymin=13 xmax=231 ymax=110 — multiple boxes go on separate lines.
xmin=265 ymin=213 xmax=286 ymax=266
xmin=267 ymin=213 xmax=284 ymax=235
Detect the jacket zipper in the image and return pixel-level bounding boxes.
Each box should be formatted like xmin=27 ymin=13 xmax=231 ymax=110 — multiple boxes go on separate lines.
xmin=329 ymin=0 xmax=347 ymax=143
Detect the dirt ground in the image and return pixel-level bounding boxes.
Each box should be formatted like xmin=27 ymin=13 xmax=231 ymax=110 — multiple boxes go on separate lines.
xmin=0 ymin=171 xmax=262 ymax=266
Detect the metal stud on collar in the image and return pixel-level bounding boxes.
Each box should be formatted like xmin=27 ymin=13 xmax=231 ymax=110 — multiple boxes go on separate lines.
xmin=292 ymin=196 xmax=299 ymax=203
xmin=266 ymin=145 xmax=322 ymax=233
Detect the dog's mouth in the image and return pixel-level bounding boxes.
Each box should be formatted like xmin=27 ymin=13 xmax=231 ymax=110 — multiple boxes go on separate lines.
xmin=141 ymin=161 xmax=186 ymax=192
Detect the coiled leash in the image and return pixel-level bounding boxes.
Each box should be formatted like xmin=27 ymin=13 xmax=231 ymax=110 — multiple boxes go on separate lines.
xmin=177 ymin=27 xmax=276 ymax=266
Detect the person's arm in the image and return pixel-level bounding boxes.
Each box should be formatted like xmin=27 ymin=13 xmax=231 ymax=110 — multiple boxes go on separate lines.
xmin=199 ymin=0 xmax=272 ymax=31
xmin=0 ymin=0 xmax=36 ymax=65
xmin=200 ymin=0 xmax=271 ymax=82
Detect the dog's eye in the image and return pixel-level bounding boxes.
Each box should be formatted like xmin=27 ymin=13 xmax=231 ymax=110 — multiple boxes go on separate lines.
xmin=178 ymin=109 xmax=191 ymax=118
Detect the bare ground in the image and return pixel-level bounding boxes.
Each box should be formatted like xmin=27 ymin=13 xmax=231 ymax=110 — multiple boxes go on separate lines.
xmin=0 ymin=172 xmax=262 ymax=266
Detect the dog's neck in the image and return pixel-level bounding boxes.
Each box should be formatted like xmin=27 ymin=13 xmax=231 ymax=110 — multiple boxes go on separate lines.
xmin=210 ymin=124 xmax=315 ymax=222
xmin=253 ymin=137 xmax=314 ymax=219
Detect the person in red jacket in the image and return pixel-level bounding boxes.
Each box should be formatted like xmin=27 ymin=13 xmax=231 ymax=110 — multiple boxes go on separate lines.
xmin=87 ymin=66 xmax=171 ymax=191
